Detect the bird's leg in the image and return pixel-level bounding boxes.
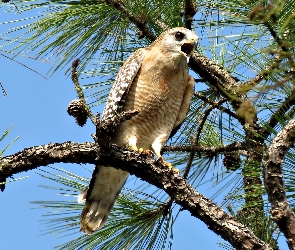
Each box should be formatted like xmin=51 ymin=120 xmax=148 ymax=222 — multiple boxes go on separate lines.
xmin=126 ymin=137 xmax=152 ymax=156
xmin=126 ymin=136 xmax=138 ymax=151
xmin=157 ymin=156 xmax=172 ymax=168
xmin=125 ymin=136 xmax=154 ymax=156
xmin=157 ymin=157 xmax=179 ymax=174
xmin=152 ymin=141 xmax=179 ymax=174
xmin=140 ymin=148 xmax=154 ymax=156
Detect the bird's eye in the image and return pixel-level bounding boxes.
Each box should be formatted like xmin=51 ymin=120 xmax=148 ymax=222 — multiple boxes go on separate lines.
xmin=175 ymin=31 xmax=185 ymax=41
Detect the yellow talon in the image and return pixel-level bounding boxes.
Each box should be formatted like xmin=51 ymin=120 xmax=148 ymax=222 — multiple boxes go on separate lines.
xmin=127 ymin=146 xmax=153 ymax=156
xmin=142 ymin=149 xmax=153 ymax=156
xmin=172 ymin=168 xmax=180 ymax=174
xmin=158 ymin=157 xmax=179 ymax=174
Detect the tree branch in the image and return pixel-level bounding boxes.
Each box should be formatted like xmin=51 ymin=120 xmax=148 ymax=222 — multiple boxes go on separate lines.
xmin=183 ymin=0 xmax=197 ymax=30
xmin=0 ymin=142 xmax=271 ymax=250
xmin=265 ymin=20 xmax=294 ymax=66
xmin=163 ymin=141 xmax=247 ymax=155
xmin=0 ymin=142 xmax=97 ymax=178
xmin=260 ymin=87 xmax=295 ymax=139
xmin=262 ymin=118 xmax=295 ymax=249
xmin=104 ymin=0 xmax=156 ymax=41
xmin=0 ymin=141 xmax=248 ymax=179
xmin=71 ymin=58 xmax=96 ymax=124
xmin=182 ymin=97 xmax=227 ymax=179
xmin=189 ymin=52 xmax=246 ymax=109
xmin=194 ymin=91 xmax=240 ymax=121
xmin=100 ymin=1 xmax=245 ymax=109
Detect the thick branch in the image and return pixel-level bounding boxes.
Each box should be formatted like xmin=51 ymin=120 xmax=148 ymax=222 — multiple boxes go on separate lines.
xmin=0 ymin=141 xmax=248 ymax=179
xmin=262 ymin=119 xmax=295 ymax=249
xmin=0 ymin=142 xmax=97 ymax=178
xmin=183 ymin=0 xmax=197 ymax=30
xmin=0 ymin=142 xmax=271 ymax=249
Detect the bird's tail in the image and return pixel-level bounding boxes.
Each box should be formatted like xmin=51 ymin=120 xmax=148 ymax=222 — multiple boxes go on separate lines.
xmin=79 ymin=166 xmax=129 ymax=234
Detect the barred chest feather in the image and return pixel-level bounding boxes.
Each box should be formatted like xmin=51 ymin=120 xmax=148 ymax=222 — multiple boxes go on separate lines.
xmin=111 ymin=49 xmax=189 ymax=150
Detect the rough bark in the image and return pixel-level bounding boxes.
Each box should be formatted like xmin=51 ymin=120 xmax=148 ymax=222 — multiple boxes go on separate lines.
xmin=0 ymin=142 xmax=271 ymax=249
xmin=183 ymin=0 xmax=197 ymax=30
xmin=263 ymin=119 xmax=295 ymax=249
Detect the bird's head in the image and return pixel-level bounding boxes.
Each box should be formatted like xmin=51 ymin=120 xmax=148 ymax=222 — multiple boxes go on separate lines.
xmin=154 ymin=27 xmax=198 ymax=62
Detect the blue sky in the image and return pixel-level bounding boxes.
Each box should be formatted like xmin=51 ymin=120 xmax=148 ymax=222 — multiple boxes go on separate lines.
xmin=0 ymin=3 xmax=290 ymax=250
xmin=0 ymin=4 xmax=223 ymax=250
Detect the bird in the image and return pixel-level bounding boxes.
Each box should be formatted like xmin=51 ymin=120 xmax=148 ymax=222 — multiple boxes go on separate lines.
xmin=78 ymin=27 xmax=198 ymax=234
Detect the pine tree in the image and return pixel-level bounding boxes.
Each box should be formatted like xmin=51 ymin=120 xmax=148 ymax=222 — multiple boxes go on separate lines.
xmin=1 ymin=0 xmax=295 ymax=249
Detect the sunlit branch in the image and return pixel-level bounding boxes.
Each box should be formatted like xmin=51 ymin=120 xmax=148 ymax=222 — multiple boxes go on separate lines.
xmin=0 ymin=142 xmax=271 ymax=249
xmin=189 ymin=53 xmax=245 ymax=109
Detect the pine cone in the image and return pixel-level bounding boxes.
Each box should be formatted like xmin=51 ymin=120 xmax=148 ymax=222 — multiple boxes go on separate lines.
xmin=67 ymin=99 xmax=88 ymax=127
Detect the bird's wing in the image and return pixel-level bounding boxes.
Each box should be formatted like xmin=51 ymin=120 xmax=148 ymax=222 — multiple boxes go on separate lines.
xmin=79 ymin=48 xmax=146 ymax=234
xmin=102 ymin=48 xmax=146 ymax=120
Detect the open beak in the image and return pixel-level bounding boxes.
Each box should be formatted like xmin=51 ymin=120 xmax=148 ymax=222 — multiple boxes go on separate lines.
xmin=181 ymin=40 xmax=197 ymax=62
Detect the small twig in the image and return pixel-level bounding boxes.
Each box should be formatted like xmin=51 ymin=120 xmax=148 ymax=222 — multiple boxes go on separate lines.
xmin=182 ymin=106 xmax=214 ymax=179
xmin=0 ymin=82 xmax=7 ymax=96
xmin=195 ymin=97 xmax=227 ymax=146
xmin=242 ymin=54 xmax=281 ymax=90
xmin=261 ymin=86 xmax=295 ymax=139
xmin=194 ymin=78 xmax=205 ymax=83
xmin=195 ymin=106 xmax=215 ymax=146
xmin=183 ymin=0 xmax=197 ymax=30
xmin=194 ymin=92 xmax=240 ymax=120
xmin=71 ymin=59 xmax=96 ymax=124
xmin=182 ymin=98 xmax=227 ymax=179
xmin=265 ymin=22 xmax=294 ymax=66
xmin=145 ymin=198 xmax=173 ymax=218
xmin=104 ymin=0 xmax=156 ymax=41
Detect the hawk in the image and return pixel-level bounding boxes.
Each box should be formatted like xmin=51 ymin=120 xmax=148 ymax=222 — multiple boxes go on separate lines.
xmin=79 ymin=27 xmax=198 ymax=234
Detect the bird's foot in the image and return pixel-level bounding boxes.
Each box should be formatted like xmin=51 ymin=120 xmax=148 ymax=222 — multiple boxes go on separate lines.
xmin=158 ymin=157 xmax=179 ymax=174
xmin=139 ymin=148 xmax=154 ymax=156
xmin=127 ymin=146 xmax=154 ymax=156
